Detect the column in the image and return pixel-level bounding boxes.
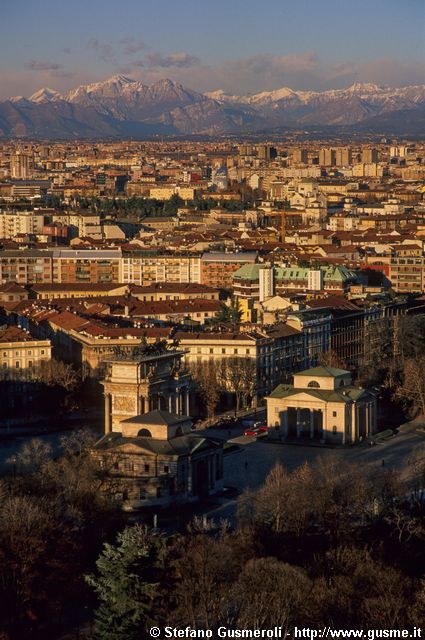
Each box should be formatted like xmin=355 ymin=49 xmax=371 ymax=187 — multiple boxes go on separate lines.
xmin=104 ymin=394 xmax=111 ymax=434
xmin=168 ymin=394 xmax=173 ymax=413
xmin=296 ymin=408 xmax=301 ymax=438
xmin=185 ymin=389 xmax=190 ymax=416
xmin=176 ymin=391 xmax=182 ymax=415
xmin=310 ymin=410 xmax=314 ymax=439
xmin=365 ymin=403 xmax=370 ymax=437
xmin=282 ymin=410 xmax=288 ymax=438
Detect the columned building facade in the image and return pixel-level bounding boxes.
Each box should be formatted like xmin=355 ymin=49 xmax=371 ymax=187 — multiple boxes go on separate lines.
xmin=102 ymin=349 xmax=192 ymax=434
xmin=266 ymin=366 xmax=376 ymax=445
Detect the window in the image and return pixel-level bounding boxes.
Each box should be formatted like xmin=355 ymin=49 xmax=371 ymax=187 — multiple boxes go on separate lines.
xmin=41 ymin=350 xmax=45 ymax=355
xmin=307 ymin=380 xmax=320 ymax=388
xmin=144 ymin=464 xmax=150 ymax=473
xmin=164 ymin=465 xmax=169 ymax=473
xmin=332 ymin=411 xmax=337 ymax=417
xmin=209 ymin=348 xmax=213 ymax=354
xmin=156 ymin=487 xmax=162 ymax=498
xmin=139 ymin=490 xmax=146 ymax=500
xmin=15 ymin=362 xmax=20 ymax=369
xmin=332 ymin=426 xmax=337 ymax=434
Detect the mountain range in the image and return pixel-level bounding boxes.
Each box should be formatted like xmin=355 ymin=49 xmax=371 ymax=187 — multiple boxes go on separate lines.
xmin=1 ymin=75 xmax=425 ymax=139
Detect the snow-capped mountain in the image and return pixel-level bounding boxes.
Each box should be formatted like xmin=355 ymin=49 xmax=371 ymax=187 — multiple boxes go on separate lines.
xmin=29 ymin=87 xmax=63 ymax=103
xmin=1 ymin=76 xmax=425 ymax=138
xmin=206 ymin=82 xmax=425 ymax=126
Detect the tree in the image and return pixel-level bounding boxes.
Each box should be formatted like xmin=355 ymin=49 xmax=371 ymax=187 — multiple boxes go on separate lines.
xmin=390 ymin=355 xmax=425 ymax=418
xmin=232 ymin=558 xmax=312 ymax=633
xmin=171 ymin=522 xmax=240 ymax=629
xmin=189 ymin=361 xmax=221 ymax=418
xmin=219 ymin=358 xmax=257 ymax=415
xmin=211 ymin=299 xmax=242 ymax=325
xmin=318 ymin=349 xmax=346 ymax=370
xmin=34 ymin=359 xmax=79 ymax=392
xmin=86 ymin=525 xmax=164 ymax=640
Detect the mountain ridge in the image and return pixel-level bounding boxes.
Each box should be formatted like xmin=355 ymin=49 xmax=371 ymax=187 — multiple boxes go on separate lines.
xmin=1 ymin=76 xmax=425 ymax=138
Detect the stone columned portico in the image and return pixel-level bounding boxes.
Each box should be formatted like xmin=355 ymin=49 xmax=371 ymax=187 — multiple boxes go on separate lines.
xmin=266 ymin=366 xmax=376 ymax=445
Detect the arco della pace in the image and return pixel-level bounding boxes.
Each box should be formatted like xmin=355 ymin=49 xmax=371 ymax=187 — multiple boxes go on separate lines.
xmin=92 ymin=345 xmax=223 ymax=510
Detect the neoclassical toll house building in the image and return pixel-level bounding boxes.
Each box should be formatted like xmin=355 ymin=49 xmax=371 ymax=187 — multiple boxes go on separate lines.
xmin=266 ymin=366 xmax=377 ymax=445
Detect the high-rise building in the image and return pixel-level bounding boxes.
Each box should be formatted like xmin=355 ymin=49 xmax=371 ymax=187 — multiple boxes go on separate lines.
xmin=259 ymin=265 xmax=274 ymax=302
xmin=293 ymin=148 xmax=308 ymax=164
xmin=10 ymin=152 xmax=34 ymax=179
xmin=361 ymin=147 xmax=379 ymax=163
xmin=257 ymin=145 xmax=277 ymax=161
xmin=318 ymin=148 xmax=336 ymax=166
xmin=335 ymin=147 xmax=353 ymax=166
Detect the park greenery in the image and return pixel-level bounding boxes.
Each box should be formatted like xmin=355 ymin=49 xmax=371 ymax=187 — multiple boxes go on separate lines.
xmin=0 ymin=439 xmax=424 ymax=639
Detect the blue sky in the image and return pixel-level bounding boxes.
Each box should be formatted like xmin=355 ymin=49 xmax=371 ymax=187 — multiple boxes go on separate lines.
xmin=1 ymin=0 xmax=424 ymax=98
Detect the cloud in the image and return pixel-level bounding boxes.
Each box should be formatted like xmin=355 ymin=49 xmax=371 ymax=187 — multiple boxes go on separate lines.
xmin=120 ymin=38 xmax=147 ymax=56
xmin=327 ymin=59 xmax=425 ymax=88
xmin=5 ymin=51 xmax=425 ymax=101
xmin=128 ymin=51 xmax=425 ymax=95
xmin=25 ymin=60 xmax=64 ymax=72
xmin=145 ymin=51 xmax=201 ymax=69
xmin=87 ymin=38 xmax=115 ymax=63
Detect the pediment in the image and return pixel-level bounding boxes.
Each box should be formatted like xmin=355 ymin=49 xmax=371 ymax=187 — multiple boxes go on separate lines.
xmin=286 ymin=391 xmax=328 ymax=403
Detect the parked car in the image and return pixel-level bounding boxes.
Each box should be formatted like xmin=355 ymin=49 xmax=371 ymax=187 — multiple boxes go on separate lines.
xmin=244 ymin=427 xmax=261 ymax=436
xmin=253 ymin=421 xmax=268 ymax=432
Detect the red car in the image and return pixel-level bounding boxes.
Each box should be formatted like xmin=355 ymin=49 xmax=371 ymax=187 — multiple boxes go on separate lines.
xmin=244 ymin=427 xmax=261 ymax=436
xmin=254 ymin=422 xmax=268 ymax=432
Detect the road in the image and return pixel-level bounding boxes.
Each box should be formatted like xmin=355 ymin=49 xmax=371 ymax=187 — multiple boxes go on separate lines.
xmin=201 ymin=423 xmax=425 ymax=524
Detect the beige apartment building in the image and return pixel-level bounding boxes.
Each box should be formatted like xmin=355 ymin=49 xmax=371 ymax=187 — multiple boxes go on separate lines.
xmin=0 ymin=326 xmax=51 ymax=371
xmin=120 ymin=253 xmax=201 ymax=285
xmin=0 ymin=210 xmax=47 ymax=238
xmin=389 ymin=246 xmax=425 ymax=293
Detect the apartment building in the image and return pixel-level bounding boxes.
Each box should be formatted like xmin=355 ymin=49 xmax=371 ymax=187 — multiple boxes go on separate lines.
xmin=200 ymin=252 xmax=257 ymax=289
xmin=0 ymin=250 xmax=54 ymax=284
xmin=389 ymin=253 xmax=425 ymax=293
xmin=233 ymin=264 xmax=358 ymax=300
xmin=0 ymin=325 xmax=51 ymax=371
xmin=52 ymin=249 xmax=121 ymax=284
xmin=0 ymin=209 xmax=47 ymax=238
xmin=120 ymin=252 xmax=201 ymax=286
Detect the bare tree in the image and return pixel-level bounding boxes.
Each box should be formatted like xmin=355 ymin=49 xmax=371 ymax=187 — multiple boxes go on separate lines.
xmin=219 ymin=358 xmax=257 ymax=416
xmin=34 ymin=359 xmax=79 ymax=392
xmin=390 ymin=356 xmax=425 ymax=417
xmin=189 ymin=361 xmax=221 ymax=418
